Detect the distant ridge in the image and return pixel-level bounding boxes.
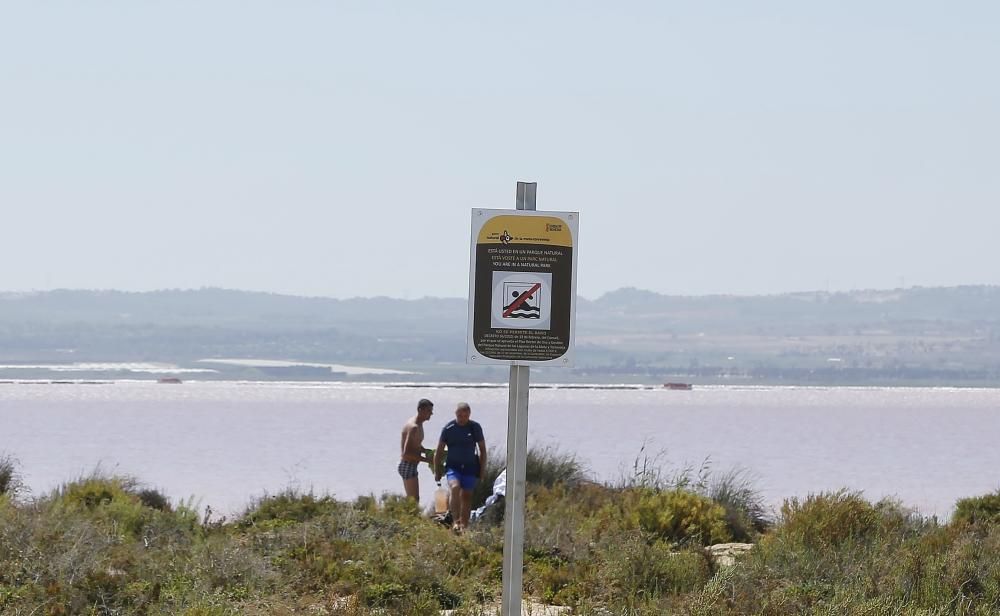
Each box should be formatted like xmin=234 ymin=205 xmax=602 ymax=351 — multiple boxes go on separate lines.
xmin=3 ymin=283 xmax=999 ymax=306
xmin=2 ymin=285 xmax=999 ymax=332
xmin=1 ymin=285 xmax=998 ymax=386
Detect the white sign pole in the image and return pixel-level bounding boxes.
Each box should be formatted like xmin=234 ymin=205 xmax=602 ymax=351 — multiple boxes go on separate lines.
xmin=501 ymin=181 xmax=535 ymax=616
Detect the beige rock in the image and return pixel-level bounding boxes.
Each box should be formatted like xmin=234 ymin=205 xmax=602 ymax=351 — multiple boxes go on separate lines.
xmin=706 ymin=542 xmax=753 ymax=567
xmin=330 ymin=595 xmax=357 ymax=611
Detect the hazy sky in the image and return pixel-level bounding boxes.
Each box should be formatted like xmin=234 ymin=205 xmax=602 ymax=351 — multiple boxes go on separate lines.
xmin=2 ymin=2 xmax=997 ymax=299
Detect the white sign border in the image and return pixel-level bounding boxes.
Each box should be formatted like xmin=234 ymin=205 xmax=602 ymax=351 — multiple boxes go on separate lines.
xmin=466 ymin=208 xmax=579 ymax=367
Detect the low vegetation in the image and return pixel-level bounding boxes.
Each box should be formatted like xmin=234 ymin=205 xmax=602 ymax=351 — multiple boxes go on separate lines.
xmin=0 ymin=455 xmax=22 ymax=498
xmin=2 ymin=449 xmax=999 ymax=614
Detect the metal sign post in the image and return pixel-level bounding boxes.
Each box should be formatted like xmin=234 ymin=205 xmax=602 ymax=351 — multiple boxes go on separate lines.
xmin=501 ymin=181 xmax=535 ymax=616
xmin=502 ymin=362 xmax=529 ymax=616
xmin=465 ymin=181 xmax=577 ymax=616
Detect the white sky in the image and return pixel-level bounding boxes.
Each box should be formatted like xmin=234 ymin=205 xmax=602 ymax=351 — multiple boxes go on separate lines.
xmin=1 ymin=2 xmax=997 ymax=299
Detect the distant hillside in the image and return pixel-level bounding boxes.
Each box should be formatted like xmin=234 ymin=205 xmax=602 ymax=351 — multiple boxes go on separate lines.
xmin=1 ymin=286 xmax=998 ymax=385
xmin=0 ymin=288 xmax=465 ymax=334
xmin=583 ymin=285 xmax=1000 ymax=333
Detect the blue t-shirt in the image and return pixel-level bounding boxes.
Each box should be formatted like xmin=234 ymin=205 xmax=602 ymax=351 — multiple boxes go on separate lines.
xmin=439 ymin=419 xmax=484 ymax=474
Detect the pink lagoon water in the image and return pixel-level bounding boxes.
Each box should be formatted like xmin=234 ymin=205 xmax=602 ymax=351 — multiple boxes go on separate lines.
xmin=1 ymin=381 xmax=997 ymax=518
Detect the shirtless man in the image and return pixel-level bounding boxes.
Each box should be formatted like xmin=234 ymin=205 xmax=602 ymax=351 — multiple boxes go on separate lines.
xmin=399 ymin=398 xmax=434 ymax=501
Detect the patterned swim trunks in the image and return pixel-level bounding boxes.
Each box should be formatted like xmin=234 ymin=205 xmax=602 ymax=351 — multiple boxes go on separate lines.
xmin=397 ymin=460 xmax=419 ymax=480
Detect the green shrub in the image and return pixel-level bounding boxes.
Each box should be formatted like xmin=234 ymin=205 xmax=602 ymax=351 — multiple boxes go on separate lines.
xmin=953 ymin=491 xmax=1000 ymax=526
xmin=53 ymin=475 xmax=151 ymax=538
xmin=363 ymin=581 xmax=407 ymax=607
xmin=137 ymin=487 xmax=172 ymax=512
xmin=627 ymin=488 xmax=731 ymax=546
xmin=0 ymin=454 xmax=22 ymax=498
xmin=598 ymin=536 xmax=711 ymax=602
xmin=777 ymin=490 xmax=886 ymax=549
xmin=353 ymin=494 xmax=378 ymax=513
xmin=613 ymin=449 xmax=769 ymax=542
xmin=709 ymin=468 xmax=770 ymax=541
xmin=239 ymin=489 xmax=338 ymax=527
xmin=18 ymin=461 xmax=1000 ymax=614
xmin=525 ymin=445 xmax=586 ymax=488
xmin=525 ymin=556 xmax=575 ymax=604
xmin=525 ymin=484 xmax=616 ymax=563
xmin=380 ymin=492 xmax=422 ymax=519
xmin=179 ymin=605 xmax=239 ymax=616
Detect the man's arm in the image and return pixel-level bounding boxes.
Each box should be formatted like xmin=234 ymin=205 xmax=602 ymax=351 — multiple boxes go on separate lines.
xmin=433 ymin=441 xmax=446 ymax=482
xmin=477 ymin=439 xmax=487 ymax=480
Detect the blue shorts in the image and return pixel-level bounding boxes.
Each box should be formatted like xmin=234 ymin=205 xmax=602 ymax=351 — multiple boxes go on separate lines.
xmin=446 ymin=468 xmax=479 ymax=491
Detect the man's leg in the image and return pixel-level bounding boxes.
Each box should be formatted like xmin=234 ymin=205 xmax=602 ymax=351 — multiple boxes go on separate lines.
xmin=460 ymin=489 xmax=474 ymax=529
xmin=403 ymin=476 xmax=419 ymax=501
xmin=399 ymin=461 xmax=420 ymax=501
xmin=448 ymin=478 xmax=462 ymax=529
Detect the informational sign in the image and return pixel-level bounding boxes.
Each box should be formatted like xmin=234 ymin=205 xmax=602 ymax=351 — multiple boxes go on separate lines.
xmin=467 ymin=208 xmax=578 ymax=365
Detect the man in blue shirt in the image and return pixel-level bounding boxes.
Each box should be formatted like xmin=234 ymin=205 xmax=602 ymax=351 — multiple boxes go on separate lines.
xmin=434 ymin=402 xmax=487 ymax=532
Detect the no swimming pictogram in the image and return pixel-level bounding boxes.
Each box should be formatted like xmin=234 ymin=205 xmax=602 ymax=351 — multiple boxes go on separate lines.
xmin=491 ymin=272 xmax=551 ymax=330
xmin=502 ymin=282 xmax=542 ymax=318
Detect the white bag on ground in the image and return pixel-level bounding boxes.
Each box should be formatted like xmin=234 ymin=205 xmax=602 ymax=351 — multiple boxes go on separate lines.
xmin=471 ymin=469 xmax=506 ymax=522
